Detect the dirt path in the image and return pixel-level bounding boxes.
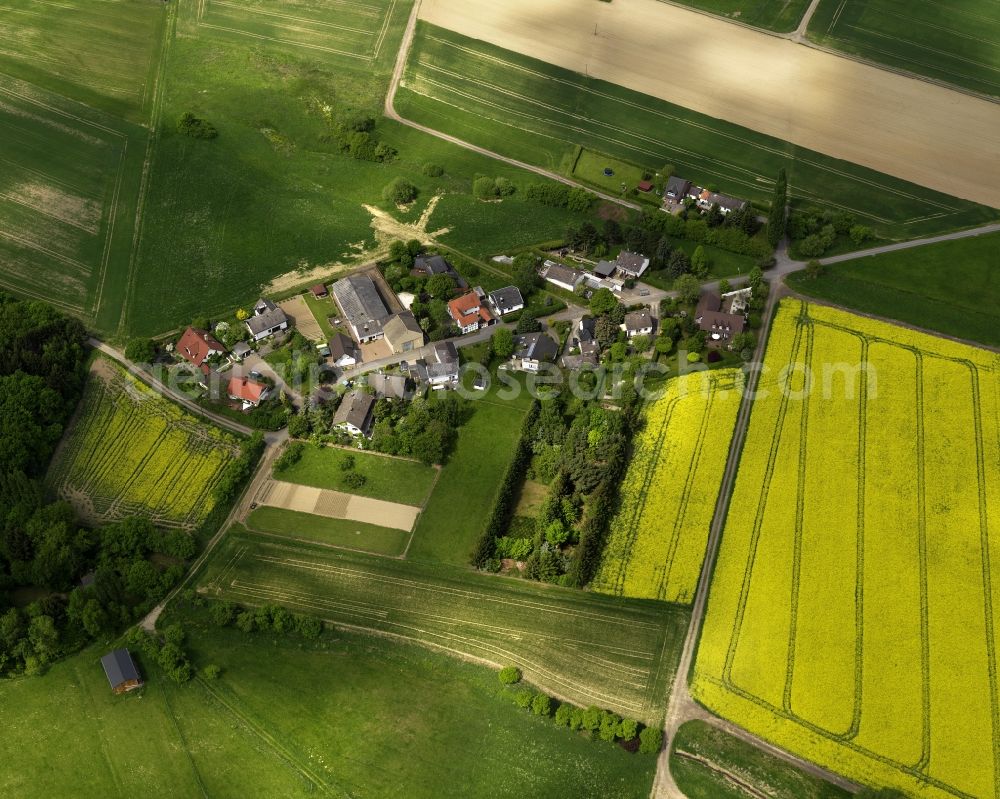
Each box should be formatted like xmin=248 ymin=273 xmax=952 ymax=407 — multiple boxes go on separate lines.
xmin=418 ymin=0 xmax=1000 ymax=208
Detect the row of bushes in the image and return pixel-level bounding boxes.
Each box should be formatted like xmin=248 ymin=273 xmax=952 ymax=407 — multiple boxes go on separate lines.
xmin=472 ymin=401 xmax=541 ymax=567
xmin=500 ymin=667 xmax=662 ymax=753
xmin=213 ymin=431 xmax=265 ymax=504
xmin=210 ymin=599 xmax=324 ymax=640
xmin=524 ymin=182 xmax=595 ymax=212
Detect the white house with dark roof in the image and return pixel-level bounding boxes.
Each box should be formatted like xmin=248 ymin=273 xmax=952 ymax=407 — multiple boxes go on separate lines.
xmin=245 ymin=299 xmax=289 ymax=342
xmin=511 ymin=332 xmax=559 ymax=372
xmin=487 ymin=286 xmax=524 ymax=316
xmin=332 ymin=390 xmax=375 ymax=437
xmin=542 ymin=261 xmax=584 ymax=292
xmin=623 ymin=308 xmax=654 ymax=338
xmin=615 ymin=251 xmax=650 ymax=278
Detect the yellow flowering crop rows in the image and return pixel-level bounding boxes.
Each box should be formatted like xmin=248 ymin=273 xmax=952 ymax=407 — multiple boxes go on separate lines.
xmin=593 ymin=369 xmax=743 ymax=603
xmin=47 ymin=359 xmax=241 ymax=530
xmin=693 ymin=299 xmax=1000 ymax=799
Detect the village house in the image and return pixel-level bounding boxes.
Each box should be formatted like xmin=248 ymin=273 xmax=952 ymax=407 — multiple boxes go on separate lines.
xmin=100 ymin=649 xmax=143 ymax=695
xmin=663 ymin=175 xmax=691 ymax=203
xmin=616 ymin=250 xmax=650 ymax=279
xmin=662 ymin=176 xmax=747 ymax=215
xmin=368 ymin=372 xmax=409 ymax=400
xmin=511 ymin=332 xmax=559 ymax=372
xmin=448 ymin=289 xmax=494 ymax=334
xmin=176 ymin=326 xmax=226 ymax=375
xmin=332 ymin=390 xmax=376 ymax=438
xmin=227 ymin=376 xmax=270 ymax=409
xmin=487 ymin=286 xmax=524 ymax=317
xmin=329 ymin=332 xmax=360 ymax=368
xmin=412 ymin=340 xmax=460 ymax=386
xmin=245 ymin=298 xmax=289 ymax=342
xmin=623 ymin=308 xmax=654 ymax=338
xmin=383 ymin=311 xmax=424 ymax=354
xmin=695 ymin=289 xmax=747 ymax=347
xmin=542 ymin=261 xmax=585 ymax=292
xmin=413 ymin=254 xmax=468 ymax=289
xmin=332 ymin=273 xmax=389 ymax=343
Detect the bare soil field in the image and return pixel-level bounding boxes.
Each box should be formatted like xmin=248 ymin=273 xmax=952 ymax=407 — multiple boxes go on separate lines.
xmin=256 ymin=479 xmax=420 ymax=531
xmin=277 ymin=295 xmax=324 ymax=343
xmin=419 ymin=0 xmax=1000 ymax=208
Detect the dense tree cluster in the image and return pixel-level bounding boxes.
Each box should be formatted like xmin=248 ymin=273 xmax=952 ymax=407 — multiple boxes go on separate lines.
xmin=371 ymin=393 xmax=467 ymax=465
xmin=788 ymin=207 xmax=874 ymax=258
xmin=210 ymin=600 xmax=324 ymax=640
xmin=177 ymin=112 xmax=217 ymax=140
xmin=324 ymin=115 xmax=395 ymax=163
xmin=524 ymin=182 xmax=595 ymax=212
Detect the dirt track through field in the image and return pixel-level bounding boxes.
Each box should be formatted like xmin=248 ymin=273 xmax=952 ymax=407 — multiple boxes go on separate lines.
xmin=256 ymin=479 xmax=420 ymax=531
xmin=418 ymin=0 xmax=1000 ymax=209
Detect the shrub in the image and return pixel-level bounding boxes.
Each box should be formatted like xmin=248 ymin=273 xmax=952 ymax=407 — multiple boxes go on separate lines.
xmin=473 ymin=176 xmax=499 ymax=200
xmin=295 ymin=614 xmax=323 ymax=639
xmin=581 ymin=706 xmax=602 ymax=732
xmin=124 ymin=338 xmax=156 ymax=364
xmin=422 ymin=163 xmax=444 ymax=177
xmin=639 ymin=726 xmax=663 ymax=754
xmin=177 ymin=112 xmax=218 ymax=139
xmin=340 ymin=454 xmax=356 ymax=471
xmin=618 ymin=718 xmax=639 ymax=742
xmin=598 ymin=711 xmax=621 ymax=742
xmin=201 ymin=664 xmax=221 ymax=680
xmin=498 ymin=666 xmax=522 ymax=685
xmin=273 ymin=441 xmax=305 ymax=473
xmin=235 ymin=610 xmax=256 ymax=633
xmin=568 ymin=707 xmax=585 ymax=731
xmin=210 ymin=601 xmax=237 ymax=627
xmin=383 ymin=178 xmax=417 ymax=205
xmin=531 ymin=693 xmax=552 ymax=716
xmin=513 ymin=690 xmax=533 ymax=709
xmin=343 ymin=471 xmax=366 ymax=489
xmin=554 ymin=703 xmax=574 ymax=727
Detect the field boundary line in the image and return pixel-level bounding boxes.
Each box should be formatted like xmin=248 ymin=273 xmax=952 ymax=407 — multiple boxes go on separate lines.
xmin=159 ymin=682 xmax=210 ymax=798
xmin=210 ymin=0 xmax=376 ymax=36
xmin=371 ymin=0 xmax=398 ymax=61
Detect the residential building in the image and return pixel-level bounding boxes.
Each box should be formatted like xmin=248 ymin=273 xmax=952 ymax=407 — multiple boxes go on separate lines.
xmin=245 ymin=298 xmax=289 ymax=342
xmin=542 ymin=261 xmax=584 ymax=292
xmin=663 ymin=176 xmax=691 ymax=202
xmin=177 ymin=327 xmax=226 ymax=374
xmin=512 ymin=332 xmax=558 ymax=372
xmin=413 ymin=254 xmax=468 ymax=289
xmin=329 ymin=332 xmax=359 ymax=368
xmin=695 ymin=290 xmax=746 ymax=346
xmin=487 ymin=286 xmax=524 ymax=317
xmin=100 ymin=649 xmax=143 ymax=695
xmin=383 ymin=311 xmax=424 ymax=354
xmin=448 ymin=290 xmax=494 ymax=334
xmin=616 ymin=250 xmax=650 ymax=278
xmin=426 ymin=340 xmax=459 ymax=385
xmin=227 ymin=376 xmax=270 ymax=409
xmin=562 ymin=339 xmax=600 ymax=370
xmin=369 ymin=373 xmax=409 ymax=400
xmin=693 ymin=188 xmax=748 ymax=215
xmin=578 ymin=317 xmax=596 ymax=343
xmin=623 ymin=308 xmax=654 ymax=338
xmin=332 ymin=390 xmax=375 ymax=437
xmin=332 ymin=273 xmax=389 ymax=343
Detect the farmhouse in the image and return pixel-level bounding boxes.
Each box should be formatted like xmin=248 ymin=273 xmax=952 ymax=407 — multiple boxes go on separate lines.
xmin=695 ymin=290 xmax=746 ymax=346
xmin=329 ymin=332 xmax=360 ymax=368
xmin=100 ymin=648 xmax=143 ymax=695
xmin=616 ymin=251 xmax=650 ymax=278
xmin=332 ymin=390 xmax=376 ymax=437
xmin=623 ymin=309 xmax=654 ymax=338
xmin=487 ymin=286 xmax=524 ymax=316
xmin=227 ymin=376 xmax=270 ymax=409
xmin=543 ymin=261 xmax=584 ymax=292
xmin=448 ymin=290 xmax=494 ymax=334
xmin=383 ymin=311 xmax=424 ymax=354
xmin=512 ymin=332 xmax=559 ymax=371
xmin=332 ymin=274 xmax=389 ymax=343
xmin=246 ymin=299 xmax=289 ymax=342
xmin=177 ymin=327 xmax=225 ymax=374
xmin=414 ymin=254 xmax=468 ymax=289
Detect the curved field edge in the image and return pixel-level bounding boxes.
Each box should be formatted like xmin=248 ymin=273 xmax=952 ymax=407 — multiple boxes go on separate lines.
xmin=692 ymin=298 xmax=1000 ymax=799
xmin=592 ymin=369 xmax=744 ymax=603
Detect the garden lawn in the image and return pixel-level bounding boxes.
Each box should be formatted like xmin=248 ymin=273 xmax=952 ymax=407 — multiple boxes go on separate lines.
xmin=407 ymin=378 xmax=534 ymax=565
xmin=196 ymin=530 xmax=688 ymax=722
xmin=670 ymin=721 xmax=851 ymax=799
xmin=246 ymin=506 xmax=409 ymax=556
xmin=807 ymin=0 xmax=1000 ymax=98
xmin=693 ymin=299 xmax=1000 ymax=799
xmin=787 ymin=231 xmax=1000 ymax=347
xmin=397 ymin=24 xmax=998 ymax=242
xmin=275 ymin=445 xmax=438 ymax=506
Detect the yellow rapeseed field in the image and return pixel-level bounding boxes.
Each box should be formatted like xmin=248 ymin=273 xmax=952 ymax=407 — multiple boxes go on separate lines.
xmin=593 ymin=369 xmax=743 ymax=603
xmin=47 ymin=358 xmax=241 ymax=530
xmin=693 ymin=299 xmax=1000 ymax=799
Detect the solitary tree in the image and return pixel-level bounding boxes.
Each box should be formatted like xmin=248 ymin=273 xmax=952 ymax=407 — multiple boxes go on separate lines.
xmin=491 ymin=327 xmax=515 ymax=360
xmin=124 ymin=338 xmax=156 ymax=364
xmin=674 ymin=274 xmax=702 ymax=305
xmin=383 ymin=178 xmax=417 ymax=205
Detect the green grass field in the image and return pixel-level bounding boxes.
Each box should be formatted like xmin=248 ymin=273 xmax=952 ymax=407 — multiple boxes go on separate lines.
xmin=46 ymin=358 xmax=242 ymax=530
xmin=671 ymin=721 xmax=851 ymax=799
xmin=397 ymin=24 xmax=998 ymax=243
xmin=0 ymin=617 xmax=660 ymax=798
xmin=807 ymin=0 xmax=1000 ymax=98
xmin=0 ymin=0 xmax=166 ymax=123
xmin=572 ymin=148 xmax=650 ymax=198
xmin=246 ymin=507 xmax=410 ymax=556
xmin=657 ymin=0 xmax=813 ymax=32
xmin=787 ymin=232 xmax=1000 ymax=346
xmin=198 ymin=530 xmax=687 ymax=722
xmin=407 ymin=381 xmax=534 ymax=565
xmin=275 ymin=445 xmax=438 ymax=506
xmin=0 ymin=75 xmax=147 ymax=329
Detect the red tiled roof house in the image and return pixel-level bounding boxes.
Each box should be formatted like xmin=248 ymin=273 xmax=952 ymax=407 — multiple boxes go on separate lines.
xmin=447 ymin=290 xmax=494 ymax=335
xmin=227 ymin=376 xmax=270 ymax=409
xmin=177 ymin=327 xmax=226 ymax=375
